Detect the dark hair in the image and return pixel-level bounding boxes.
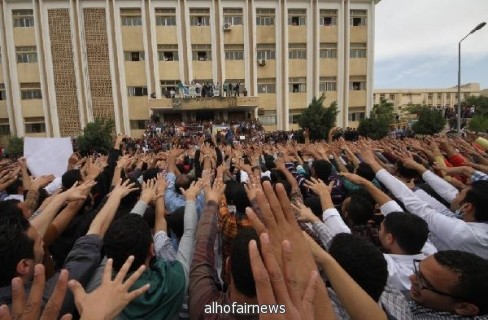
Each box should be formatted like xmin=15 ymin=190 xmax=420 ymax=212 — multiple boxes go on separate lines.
xmin=166 ymin=207 xmax=185 ymax=239
xmin=329 ymin=233 xmax=388 ymax=302
xmin=356 ymin=163 xmax=376 ymax=181
xmin=230 ymin=227 xmax=259 ymax=298
xmin=434 ymin=250 xmax=488 ymax=315
xmin=382 ymin=212 xmax=428 ymax=255
xmin=175 ymin=174 xmax=193 ymax=195
xmin=312 ymin=160 xmax=332 ymax=182
xmin=347 ymin=192 xmax=375 ymax=225
xmin=304 ymin=196 xmax=322 ymax=218
xmin=104 ymin=214 xmax=152 ymax=273
xmin=0 ymin=215 xmax=34 ymax=286
xmin=465 ymin=180 xmax=488 ymax=222
xmin=142 ymin=168 xmax=160 ymax=182
xmin=224 ymin=181 xmax=250 ymax=214
xmin=0 ymin=199 xmax=23 ymax=216
xmin=119 ymin=179 xmax=141 ymax=209
xmin=62 ymin=169 xmax=83 ymax=189
xmin=396 ymin=161 xmax=419 ymax=180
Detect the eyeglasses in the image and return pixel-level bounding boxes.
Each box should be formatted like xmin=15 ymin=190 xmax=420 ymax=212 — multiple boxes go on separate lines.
xmin=412 ymin=259 xmax=463 ymax=300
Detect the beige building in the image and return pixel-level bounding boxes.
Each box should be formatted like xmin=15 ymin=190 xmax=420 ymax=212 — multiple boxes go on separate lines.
xmin=0 ymin=0 xmax=379 ymax=139
xmin=373 ymin=83 xmax=481 ymax=118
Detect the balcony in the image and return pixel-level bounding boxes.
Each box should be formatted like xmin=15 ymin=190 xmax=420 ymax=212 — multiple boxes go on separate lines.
xmin=148 ymin=95 xmax=259 ymax=112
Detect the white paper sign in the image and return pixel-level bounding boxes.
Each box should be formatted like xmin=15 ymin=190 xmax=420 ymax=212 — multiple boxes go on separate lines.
xmin=24 ymin=138 xmax=73 ymax=177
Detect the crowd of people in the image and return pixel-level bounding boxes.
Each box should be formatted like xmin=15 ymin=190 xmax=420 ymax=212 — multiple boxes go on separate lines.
xmin=162 ymin=81 xmax=247 ymax=99
xmin=1 ymin=125 xmax=488 ymax=319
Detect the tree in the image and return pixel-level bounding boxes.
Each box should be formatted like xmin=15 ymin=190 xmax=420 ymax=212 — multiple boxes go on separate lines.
xmin=6 ymin=136 xmax=24 ymax=158
xmin=77 ymin=118 xmax=115 ymax=155
xmin=465 ymin=95 xmax=488 ymax=117
xmin=411 ymin=107 xmax=446 ymax=135
xmin=298 ymin=94 xmax=339 ymax=140
xmin=468 ymin=115 xmax=488 ymax=133
xmin=357 ymin=98 xmax=394 ymax=139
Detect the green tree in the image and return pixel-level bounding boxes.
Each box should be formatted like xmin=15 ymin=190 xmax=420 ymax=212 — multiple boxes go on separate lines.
xmin=468 ymin=115 xmax=488 ymax=133
xmin=357 ymin=98 xmax=394 ymax=139
xmin=465 ymin=95 xmax=488 ymax=117
xmin=411 ymin=107 xmax=446 ymax=135
xmin=298 ymin=94 xmax=339 ymax=140
xmin=6 ymin=136 xmax=24 ymax=158
xmin=77 ymin=118 xmax=115 ymax=155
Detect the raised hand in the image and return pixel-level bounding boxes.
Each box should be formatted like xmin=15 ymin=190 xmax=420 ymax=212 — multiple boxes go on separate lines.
xmin=204 ymin=177 xmax=226 ymax=203
xmin=140 ymin=179 xmax=158 ymax=204
xmin=249 ymin=235 xmax=318 ymax=320
xmin=69 ymin=256 xmax=150 ymax=320
xmin=0 ymin=265 xmax=71 ymax=320
xmin=303 ymin=177 xmax=334 ymax=196
xmin=180 ymin=179 xmax=204 ymax=201
xmin=111 ymin=179 xmax=139 ymax=199
xmin=30 ymin=175 xmax=55 ymax=191
xmin=291 ymin=202 xmax=319 ymax=223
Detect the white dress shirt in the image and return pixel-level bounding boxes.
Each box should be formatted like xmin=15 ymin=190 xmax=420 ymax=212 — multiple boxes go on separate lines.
xmin=376 ymin=169 xmax=488 ymax=259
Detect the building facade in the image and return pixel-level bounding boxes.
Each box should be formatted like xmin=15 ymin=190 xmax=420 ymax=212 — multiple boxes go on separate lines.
xmin=373 ymin=83 xmax=481 ymax=120
xmin=0 ymin=0 xmax=379 ymax=139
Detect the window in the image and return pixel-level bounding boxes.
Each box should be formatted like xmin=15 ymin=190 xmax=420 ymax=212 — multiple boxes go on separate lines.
xmin=0 ymin=120 xmax=9 ymax=135
xmin=121 ymin=9 xmax=142 ymax=26
xmin=437 ymin=93 xmax=442 ymax=99
xmin=224 ymin=45 xmax=244 ymax=60
xmin=130 ymin=120 xmax=147 ymax=129
xmin=158 ymin=45 xmax=179 ymax=61
xmin=127 ymin=86 xmax=148 ymax=96
xmin=20 ymin=83 xmax=42 ymax=99
xmin=161 ymin=80 xmax=179 ymax=97
xmin=0 ymin=84 xmax=6 ymax=101
xmin=320 ymin=9 xmax=337 ymax=26
xmin=13 ymin=10 xmax=34 ymax=28
xmin=257 ymin=78 xmax=276 ymax=93
xmin=348 ymin=112 xmax=365 ymax=122
xmin=350 ymin=77 xmax=366 ymax=91
xmin=428 ymin=93 xmax=433 ymax=99
xmin=289 ymin=77 xmax=306 ymax=93
xmin=319 ymin=77 xmax=337 ymax=92
xmin=192 ymin=44 xmax=212 ymax=61
xmin=289 ymin=113 xmax=302 ymax=124
xmin=190 ymin=8 xmax=210 ymax=26
xmin=124 ymin=51 xmax=145 ymax=61
xmin=350 ymin=10 xmax=367 ymax=26
xmin=257 ymin=44 xmax=276 ymax=60
xmin=256 ymin=8 xmax=275 ymax=26
xmin=320 ymin=43 xmax=337 ymax=58
xmin=155 ymin=8 xmax=176 ymax=26
xmin=389 ymin=94 xmax=394 ymax=100
xmin=223 ymin=8 xmax=243 ymax=25
xmin=289 ymin=44 xmax=306 ymax=59
xmin=288 ymin=9 xmax=306 ymax=26
xmin=350 ymin=43 xmax=366 ymax=58
xmin=259 ymin=111 xmax=277 ymax=125
xmin=24 ymin=117 xmax=46 ymax=133
xmin=16 ymin=46 xmax=38 ymax=63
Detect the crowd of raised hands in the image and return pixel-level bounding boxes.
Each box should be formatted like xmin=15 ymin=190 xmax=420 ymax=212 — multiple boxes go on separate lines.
xmin=0 ymin=127 xmax=487 ymax=320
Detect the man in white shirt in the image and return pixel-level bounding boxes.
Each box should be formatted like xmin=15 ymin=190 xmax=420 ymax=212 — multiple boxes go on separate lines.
xmin=360 ymin=149 xmax=488 ymax=259
xmin=304 ymin=176 xmax=435 ymax=292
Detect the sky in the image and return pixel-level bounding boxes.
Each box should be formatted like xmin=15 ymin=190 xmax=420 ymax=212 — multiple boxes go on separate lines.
xmin=374 ymin=0 xmax=488 ymax=90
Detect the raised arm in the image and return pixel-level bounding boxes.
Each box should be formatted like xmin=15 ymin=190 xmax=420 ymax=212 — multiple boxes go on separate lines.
xmin=86 ymin=179 xmax=138 ymax=236
xmin=305 ymin=234 xmax=388 ymax=320
xmin=30 ymin=181 xmax=94 ymax=237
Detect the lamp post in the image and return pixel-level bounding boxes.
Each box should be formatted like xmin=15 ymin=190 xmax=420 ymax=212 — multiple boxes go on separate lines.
xmin=457 ymin=22 xmax=486 ymax=134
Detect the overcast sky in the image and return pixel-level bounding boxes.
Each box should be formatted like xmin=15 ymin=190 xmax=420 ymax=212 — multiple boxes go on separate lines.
xmin=374 ymin=0 xmax=488 ymax=89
